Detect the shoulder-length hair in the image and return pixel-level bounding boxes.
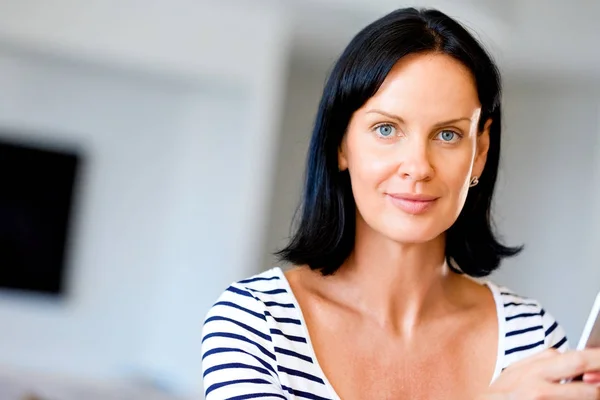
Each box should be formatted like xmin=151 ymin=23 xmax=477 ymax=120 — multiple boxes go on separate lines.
xmin=277 ymin=7 xmax=522 ymax=277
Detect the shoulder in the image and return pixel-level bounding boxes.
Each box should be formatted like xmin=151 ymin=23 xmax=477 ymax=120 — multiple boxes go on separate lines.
xmin=200 ymin=268 xmax=290 ymax=396
xmin=488 ymin=282 xmax=569 ymax=369
xmin=202 ymin=267 xmax=291 ymax=336
xmin=201 ymin=267 xmax=302 ymax=352
xmin=201 ymin=268 xmax=299 ymax=399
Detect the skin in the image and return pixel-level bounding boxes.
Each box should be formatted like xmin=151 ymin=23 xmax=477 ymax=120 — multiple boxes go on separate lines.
xmin=285 ymin=52 xmax=600 ymax=399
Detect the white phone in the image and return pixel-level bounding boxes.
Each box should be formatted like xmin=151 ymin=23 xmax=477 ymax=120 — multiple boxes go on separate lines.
xmin=577 ymin=291 xmax=600 ymax=350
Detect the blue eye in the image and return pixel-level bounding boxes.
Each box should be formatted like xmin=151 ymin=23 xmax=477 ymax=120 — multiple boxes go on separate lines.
xmin=438 ymin=130 xmax=459 ymax=142
xmin=376 ymin=124 xmax=395 ymax=138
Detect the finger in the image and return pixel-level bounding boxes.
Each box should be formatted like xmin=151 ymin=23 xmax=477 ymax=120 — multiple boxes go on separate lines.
xmin=541 ymin=349 xmax=600 ymax=381
xmin=505 ymin=348 xmax=560 ymax=371
xmin=547 ymin=381 xmax=600 ymax=399
xmin=527 ymin=348 xmax=561 ymax=361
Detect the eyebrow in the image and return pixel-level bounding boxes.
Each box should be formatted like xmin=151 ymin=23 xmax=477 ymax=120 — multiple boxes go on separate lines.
xmin=365 ymin=109 xmax=472 ymax=127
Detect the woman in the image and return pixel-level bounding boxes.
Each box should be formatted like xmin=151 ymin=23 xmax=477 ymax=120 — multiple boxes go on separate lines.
xmin=201 ymin=7 xmax=600 ymax=399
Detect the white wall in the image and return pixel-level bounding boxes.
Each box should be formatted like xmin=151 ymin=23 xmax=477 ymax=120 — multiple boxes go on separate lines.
xmin=492 ymin=79 xmax=600 ymax=341
xmin=0 ymin=48 xmax=201 ymax=378
xmin=0 ymin=0 xmax=291 ymax=396
xmin=0 ymin=0 xmax=282 ymax=85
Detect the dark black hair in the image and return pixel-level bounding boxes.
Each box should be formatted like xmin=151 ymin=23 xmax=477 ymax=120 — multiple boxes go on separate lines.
xmin=277 ymin=7 xmax=522 ymax=277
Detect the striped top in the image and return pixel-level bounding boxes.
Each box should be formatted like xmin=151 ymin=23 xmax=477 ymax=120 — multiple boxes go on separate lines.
xmin=201 ymin=267 xmax=568 ymax=400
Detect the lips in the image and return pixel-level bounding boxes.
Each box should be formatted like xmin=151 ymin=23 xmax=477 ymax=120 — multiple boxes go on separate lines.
xmin=386 ymin=193 xmax=439 ymax=215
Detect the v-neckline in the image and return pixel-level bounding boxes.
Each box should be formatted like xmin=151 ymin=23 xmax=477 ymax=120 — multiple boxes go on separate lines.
xmin=273 ymin=267 xmax=505 ymax=399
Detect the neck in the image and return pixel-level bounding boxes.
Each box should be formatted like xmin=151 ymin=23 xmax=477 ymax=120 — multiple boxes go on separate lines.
xmin=330 ymin=218 xmax=461 ymax=334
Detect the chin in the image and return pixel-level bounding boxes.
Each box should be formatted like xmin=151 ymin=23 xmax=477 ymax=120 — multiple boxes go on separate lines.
xmin=386 ymin=231 xmax=441 ymax=244
xmin=380 ymin=219 xmax=449 ymax=244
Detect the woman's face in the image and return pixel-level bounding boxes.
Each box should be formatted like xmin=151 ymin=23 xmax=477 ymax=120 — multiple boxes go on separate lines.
xmin=339 ymin=52 xmax=490 ymax=244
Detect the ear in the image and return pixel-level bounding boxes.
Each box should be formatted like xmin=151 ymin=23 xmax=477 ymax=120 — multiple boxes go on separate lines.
xmin=473 ymin=118 xmax=491 ymax=178
xmin=338 ymin=138 xmax=348 ymax=171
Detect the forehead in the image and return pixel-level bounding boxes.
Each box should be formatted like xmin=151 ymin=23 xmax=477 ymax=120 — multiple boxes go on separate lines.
xmin=360 ymin=52 xmax=481 ymax=120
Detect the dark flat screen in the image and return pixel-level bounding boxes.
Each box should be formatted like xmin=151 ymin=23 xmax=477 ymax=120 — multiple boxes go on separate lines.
xmin=0 ymin=138 xmax=80 ymax=296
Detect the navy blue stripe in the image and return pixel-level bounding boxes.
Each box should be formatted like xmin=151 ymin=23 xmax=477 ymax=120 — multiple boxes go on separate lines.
xmin=205 ymin=378 xmax=272 ymax=396
xmin=264 ymin=301 xmax=295 ymax=309
xmin=274 ymin=347 xmax=313 ymax=363
xmin=265 ymin=311 xmax=302 ymax=325
xmin=270 ymin=329 xmax=307 ymax=343
xmin=227 ymin=286 xmax=255 ymax=299
xmin=205 ymin=316 xmax=271 ymax=341
xmin=504 ymin=302 xmax=538 ymax=307
xmin=540 ymin=309 xmax=546 ymax=317
xmin=552 ymin=336 xmax=568 ymax=349
xmin=227 ymin=393 xmax=287 ymax=400
xmin=272 ymin=316 xmax=302 ymax=325
xmin=506 ymin=325 xmax=543 ymax=337
xmin=278 ymin=366 xmax=324 ymax=384
xmin=202 ymin=332 xmax=276 ymax=361
xmin=506 ymin=312 xmax=540 ymax=321
xmin=281 ymin=385 xmax=332 ymax=400
xmin=248 ymin=288 xmax=288 ymax=295
xmin=500 ymin=291 xmax=525 ymax=298
xmin=238 ymin=275 xmax=281 ymax=284
xmin=215 ymin=301 xmax=266 ymax=321
xmin=203 ymin=362 xmax=272 ymax=378
xmin=202 ymin=347 xmax=276 ymax=374
xmin=505 ymin=340 xmax=545 ymax=355
xmin=545 ymin=321 xmax=558 ymax=337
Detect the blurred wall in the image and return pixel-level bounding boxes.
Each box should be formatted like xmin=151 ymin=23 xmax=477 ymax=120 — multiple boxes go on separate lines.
xmin=0 ymin=0 xmax=290 ymax=396
xmin=493 ymin=79 xmax=600 ymax=341
xmin=262 ymin=60 xmax=326 ymax=270
xmin=0 ymin=47 xmax=210 ymax=384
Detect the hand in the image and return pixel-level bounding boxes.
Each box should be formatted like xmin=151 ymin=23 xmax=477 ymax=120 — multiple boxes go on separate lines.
xmin=479 ymin=348 xmax=600 ymax=399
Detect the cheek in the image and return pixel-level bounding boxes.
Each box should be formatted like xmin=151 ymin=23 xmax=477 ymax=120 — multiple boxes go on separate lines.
xmin=440 ymin=156 xmax=472 ymax=184
xmin=435 ymin=148 xmax=474 ymax=201
xmin=346 ymin=139 xmax=395 ymax=191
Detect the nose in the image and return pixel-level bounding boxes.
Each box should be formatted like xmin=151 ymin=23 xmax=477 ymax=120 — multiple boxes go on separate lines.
xmin=396 ymin=138 xmax=434 ymax=182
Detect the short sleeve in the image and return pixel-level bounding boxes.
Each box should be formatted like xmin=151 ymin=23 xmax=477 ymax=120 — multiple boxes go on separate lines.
xmin=495 ymin=285 xmax=571 ymax=372
xmin=541 ymin=308 xmax=569 ymax=352
xmin=201 ymin=284 xmax=287 ymax=400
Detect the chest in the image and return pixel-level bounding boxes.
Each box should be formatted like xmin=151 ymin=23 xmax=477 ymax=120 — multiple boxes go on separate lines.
xmin=305 ymin=308 xmax=498 ymax=399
